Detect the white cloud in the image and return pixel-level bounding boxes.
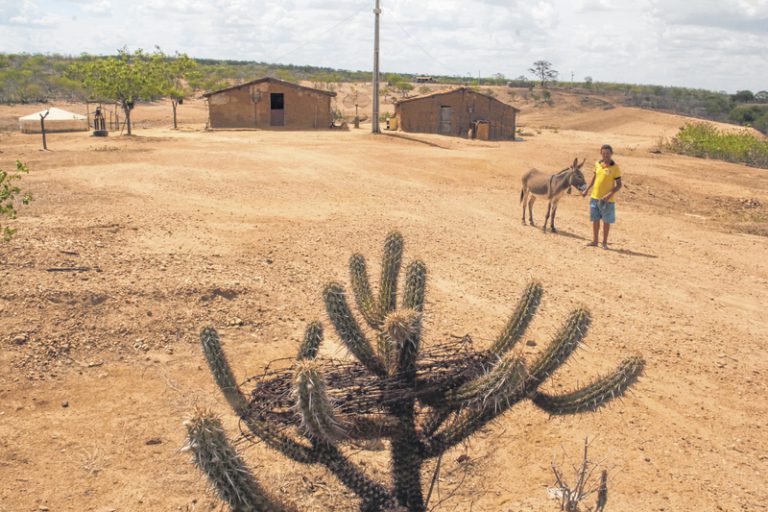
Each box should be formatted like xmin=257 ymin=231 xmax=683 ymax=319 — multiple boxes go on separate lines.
xmin=82 ymin=0 xmax=111 ymax=14
xmin=0 ymin=0 xmax=765 ymax=92
xmin=1 ymin=0 xmax=60 ymax=27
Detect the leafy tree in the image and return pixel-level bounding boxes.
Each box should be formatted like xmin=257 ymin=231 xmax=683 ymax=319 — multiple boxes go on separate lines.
xmin=529 ymin=60 xmax=558 ymax=88
xmin=584 ymin=76 xmax=593 ymax=89
xmin=754 ymin=91 xmax=768 ymax=103
xmin=386 ymin=74 xmax=414 ymax=98
xmin=732 ymin=90 xmax=754 ymax=103
xmin=155 ymin=50 xmax=199 ymax=129
xmin=385 ymin=73 xmax=404 ymax=86
xmin=394 ymin=81 xmax=413 ymax=98
xmin=68 ymin=48 xmax=164 ymax=135
xmin=0 ymin=161 xmax=33 ymax=241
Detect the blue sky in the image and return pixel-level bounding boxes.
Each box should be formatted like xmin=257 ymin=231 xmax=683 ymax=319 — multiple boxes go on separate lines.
xmin=1 ymin=0 xmax=766 ymax=93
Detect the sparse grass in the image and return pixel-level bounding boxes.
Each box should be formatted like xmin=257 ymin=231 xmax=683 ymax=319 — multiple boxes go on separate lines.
xmin=666 ymin=122 xmax=768 ymax=168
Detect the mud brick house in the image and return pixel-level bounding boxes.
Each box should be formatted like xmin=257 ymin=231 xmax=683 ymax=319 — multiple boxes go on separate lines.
xmin=394 ymin=87 xmax=518 ymax=140
xmin=203 ymin=78 xmax=336 ymax=130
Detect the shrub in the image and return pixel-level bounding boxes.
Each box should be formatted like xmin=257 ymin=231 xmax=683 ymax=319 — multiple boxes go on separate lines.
xmin=667 ymin=122 xmax=768 ymax=169
xmin=0 ymin=161 xmax=33 ymax=240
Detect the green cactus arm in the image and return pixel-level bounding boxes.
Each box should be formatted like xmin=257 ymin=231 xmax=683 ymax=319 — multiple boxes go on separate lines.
xmin=421 ymin=406 xmax=490 ymax=458
xmin=383 ymin=309 xmax=422 ymax=381
xmin=199 ymin=327 xmax=317 ymax=464
xmin=402 ymin=260 xmax=427 ymax=311
xmin=443 ymin=355 xmax=528 ymax=409
xmin=297 ymin=321 xmax=323 ymax=361
xmin=527 ymin=308 xmax=591 ymax=388
xmin=294 ymin=360 xmax=348 ymax=443
xmin=200 ymin=327 xmax=250 ymax=414
xmin=349 ymin=253 xmax=383 ymax=328
xmin=323 ymin=282 xmax=387 ymax=377
xmin=531 ymin=356 xmax=645 ymax=415
xmin=420 ymin=358 xmax=528 ymax=457
xmin=184 ymin=409 xmax=298 ymax=512
xmin=312 ymin=439 xmax=398 ymax=511
xmin=489 ymin=281 xmax=543 ymax=357
xmin=378 ymin=231 xmax=404 ymax=317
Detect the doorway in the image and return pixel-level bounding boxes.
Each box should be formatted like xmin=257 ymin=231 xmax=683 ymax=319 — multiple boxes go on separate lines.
xmin=439 ymin=106 xmax=452 ymax=134
xmin=270 ymin=93 xmax=285 ymax=126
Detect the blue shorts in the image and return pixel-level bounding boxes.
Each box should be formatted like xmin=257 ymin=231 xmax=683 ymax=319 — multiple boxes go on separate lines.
xmin=590 ymin=198 xmax=616 ymax=224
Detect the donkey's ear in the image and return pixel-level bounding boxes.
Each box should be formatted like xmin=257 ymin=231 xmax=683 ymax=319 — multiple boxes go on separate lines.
xmin=573 ymin=157 xmax=578 ymax=167
xmin=578 ymin=158 xmax=586 ymax=167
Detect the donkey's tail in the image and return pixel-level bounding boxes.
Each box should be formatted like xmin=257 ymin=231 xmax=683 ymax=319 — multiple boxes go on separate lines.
xmin=519 ymin=187 xmax=525 ymax=203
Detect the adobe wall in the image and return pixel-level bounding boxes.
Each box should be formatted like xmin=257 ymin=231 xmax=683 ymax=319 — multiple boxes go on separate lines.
xmin=397 ymin=90 xmax=516 ymax=140
xmin=208 ymin=83 xmax=332 ymax=129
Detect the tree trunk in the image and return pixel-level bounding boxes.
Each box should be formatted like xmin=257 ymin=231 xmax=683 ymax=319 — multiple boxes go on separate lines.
xmin=172 ymin=100 xmax=178 ymax=130
xmin=124 ymin=105 xmax=132 ymax=136
xmin=39 ymin=110 xmax=49 ymax=150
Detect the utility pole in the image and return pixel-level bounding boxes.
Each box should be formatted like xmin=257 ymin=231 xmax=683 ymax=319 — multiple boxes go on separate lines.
xmin=372 ymin=0 xmax=381 ymax=134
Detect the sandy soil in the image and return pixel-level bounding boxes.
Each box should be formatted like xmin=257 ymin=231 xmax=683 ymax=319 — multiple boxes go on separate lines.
xmin=0 ymin=91 xmax=766 ymax=512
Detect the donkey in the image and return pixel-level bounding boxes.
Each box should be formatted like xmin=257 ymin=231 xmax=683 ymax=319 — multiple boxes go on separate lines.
xmin=520 ymin=158 xmax=587 ymax=233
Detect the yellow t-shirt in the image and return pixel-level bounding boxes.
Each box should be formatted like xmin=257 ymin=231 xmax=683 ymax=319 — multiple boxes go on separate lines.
xmin=591 ymin=160 xmax=622 ymax=203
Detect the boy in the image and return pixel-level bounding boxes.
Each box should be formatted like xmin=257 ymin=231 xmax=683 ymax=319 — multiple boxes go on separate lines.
xmin=583 ymin=144 xmax=622 ymax=248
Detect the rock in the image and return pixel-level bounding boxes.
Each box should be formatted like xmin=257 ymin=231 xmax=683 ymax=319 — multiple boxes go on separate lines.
xmin=61 ymin=401 xmax=69 ymax=408
xmin=526 ymin=339 xmax=537 ymax=346
xmin=13 ymin=334 xmax=28 ymax=345
xmin=145 ymin=438 xmax=162 ymax=445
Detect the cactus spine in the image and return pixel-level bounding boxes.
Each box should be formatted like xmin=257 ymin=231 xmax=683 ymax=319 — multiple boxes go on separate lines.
xmin=191 ymin=232 xmax=644 ymax=512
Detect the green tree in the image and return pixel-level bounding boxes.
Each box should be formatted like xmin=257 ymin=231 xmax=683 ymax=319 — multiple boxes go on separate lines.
xmin=0 ymin=161 xmax=33 ymax=241
xmin=155 ymin=51 xmax=199 ymax=129
xmin=528 ymin=60 xmax=558 ymax=88
xmin=754 ymin=91 xmax=768 ymax=103
xmin=732 ymin=90 xmax=754 ymax=103
xmin=69 ymin=48 xmax=164 ymax=135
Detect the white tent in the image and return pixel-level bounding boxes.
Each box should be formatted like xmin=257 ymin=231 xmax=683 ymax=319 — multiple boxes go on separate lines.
xmin=19 ymin=107 xmax=88 ymax=134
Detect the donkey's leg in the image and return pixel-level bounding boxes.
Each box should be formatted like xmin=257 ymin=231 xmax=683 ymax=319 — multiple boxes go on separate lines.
xmin=550 ymin=204 xmax=558 ymax=233
xmin=550 ymin=198 xmax=560 ymax=233
xmin=521 ymin=190 xmax=529 ymax=225
xmin=542 ymin=201 xmax=552 ymax=232
xmin=528 ymin=195 xmax=536 ymax=225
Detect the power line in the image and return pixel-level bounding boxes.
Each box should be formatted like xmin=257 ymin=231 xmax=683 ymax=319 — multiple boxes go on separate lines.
xmin=270 ymin=8 xmax=368 ymax=64
xmin=385 ymin=10 xmax=468 ymax=78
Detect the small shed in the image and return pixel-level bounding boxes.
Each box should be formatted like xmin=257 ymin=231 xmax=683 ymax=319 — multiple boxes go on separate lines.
xmin=202 ymin=78 xmax=337 ymax=130
xmin=19 ymin=107 xmax=88 ymax=133
xmin=394 ymin=88 xmax=519 ymax=140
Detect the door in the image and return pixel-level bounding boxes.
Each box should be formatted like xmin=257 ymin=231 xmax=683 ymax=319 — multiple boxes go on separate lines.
xmin=270 ymin=93 xmax=285 ymax=126
xmin=439 ymin=106 xmax=452 ymax=134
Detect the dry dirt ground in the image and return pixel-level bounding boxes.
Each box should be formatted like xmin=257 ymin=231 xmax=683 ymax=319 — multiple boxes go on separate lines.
xmin=0 ymin=91 xmax=766 ymax=512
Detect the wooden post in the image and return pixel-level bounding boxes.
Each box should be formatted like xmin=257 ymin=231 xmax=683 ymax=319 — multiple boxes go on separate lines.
xmin=39 ymin=109 xmax=50 ymax=150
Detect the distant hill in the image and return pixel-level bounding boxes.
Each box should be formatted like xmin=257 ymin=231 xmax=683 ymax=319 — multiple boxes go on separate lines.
xmin=1 ymin=52 xmax=766 ymax=133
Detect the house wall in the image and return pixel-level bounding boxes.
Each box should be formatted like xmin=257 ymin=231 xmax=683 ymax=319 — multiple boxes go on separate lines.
xmin=208 ymin=82 xmax=332 ymax=129
xmin=396 ymin=90 xmax=517 ymax=140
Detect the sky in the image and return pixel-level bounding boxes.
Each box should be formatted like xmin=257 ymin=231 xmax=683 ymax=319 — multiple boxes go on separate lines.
xmin=1 ymin=0 xmax=766 ymax=93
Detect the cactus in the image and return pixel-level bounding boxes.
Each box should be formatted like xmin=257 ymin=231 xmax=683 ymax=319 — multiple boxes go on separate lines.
xmin=183 ymin=408 xmax=298 ymax=512
xmin=191 ymin=231 xmax=645 ymax=512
